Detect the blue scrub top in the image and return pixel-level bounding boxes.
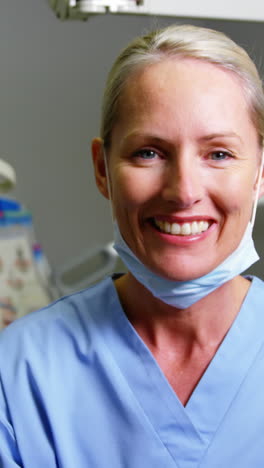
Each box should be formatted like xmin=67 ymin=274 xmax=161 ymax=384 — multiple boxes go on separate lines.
xmin=0 ymin=276 xmax=264 ymax=467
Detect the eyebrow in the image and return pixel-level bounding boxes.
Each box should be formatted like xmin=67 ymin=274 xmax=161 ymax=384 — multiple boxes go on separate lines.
xmin=122 ymin=133 xmax=163 ymax=142
xmin=120 ymin=133 xmax=167 ymax=149
xmin=199 ymin=132 xmax=242 ymax=142
xmin=121 ymin=131 xmax=243 ymax=148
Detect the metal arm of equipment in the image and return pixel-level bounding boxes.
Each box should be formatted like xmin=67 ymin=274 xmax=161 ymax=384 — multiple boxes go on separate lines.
xmin=49 ymin=0 xmax=264 ymax=22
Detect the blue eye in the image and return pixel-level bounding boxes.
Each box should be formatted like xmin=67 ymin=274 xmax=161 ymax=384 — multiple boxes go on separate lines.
xmin=211 ymin=151 xmax=231 ymax=160
xmin=135 ymin=149 xmax=158 ymax=159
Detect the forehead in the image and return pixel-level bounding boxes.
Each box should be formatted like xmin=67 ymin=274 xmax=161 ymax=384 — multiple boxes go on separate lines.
xmin=121 ymin=58 xmax=245 ymax=105
xmin=111 ymin=58 xmax=258 ymax=148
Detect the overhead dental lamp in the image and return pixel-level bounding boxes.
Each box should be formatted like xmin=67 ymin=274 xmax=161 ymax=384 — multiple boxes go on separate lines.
xmin=49 ymin=0 xmax=264 ymax=22
xmin=49 ymin=0 xmax=145 ymax=19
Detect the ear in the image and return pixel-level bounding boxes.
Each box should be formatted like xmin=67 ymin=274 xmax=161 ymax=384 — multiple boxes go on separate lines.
xmin=91 ymin=137 xmax=110 ymax=199
xmin=258 ymin=165 xmax=264 ymax=200
xmin=254 ymin=153 xmax=264 ymax=201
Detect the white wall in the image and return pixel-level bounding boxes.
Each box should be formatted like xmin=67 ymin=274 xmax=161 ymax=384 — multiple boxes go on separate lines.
xmin=1 ymin=1 xmax=264 ymax=278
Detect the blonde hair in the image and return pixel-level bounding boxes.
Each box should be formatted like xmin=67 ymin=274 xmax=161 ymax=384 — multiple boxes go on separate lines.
xmin=101 ymin=24 xmax=264 ymax=148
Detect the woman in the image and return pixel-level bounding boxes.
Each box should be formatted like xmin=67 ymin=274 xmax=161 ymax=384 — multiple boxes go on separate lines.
xmin=0 ymin=24 xmax=264 ymax=467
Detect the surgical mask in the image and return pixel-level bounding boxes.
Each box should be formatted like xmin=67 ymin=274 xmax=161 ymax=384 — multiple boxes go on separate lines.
xmin=113 ymin=220 xmax=258 ymax=309
xmin=106 ymin=151 xmax=263 ymax=309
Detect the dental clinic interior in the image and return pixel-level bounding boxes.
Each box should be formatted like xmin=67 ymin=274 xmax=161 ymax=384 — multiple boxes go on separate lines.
xmin=0 ymin=0 xmax=263 ymax=328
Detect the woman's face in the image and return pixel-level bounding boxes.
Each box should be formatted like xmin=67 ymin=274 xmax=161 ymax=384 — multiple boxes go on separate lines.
xmin=93 ymin=58 xmax=263 ymax=281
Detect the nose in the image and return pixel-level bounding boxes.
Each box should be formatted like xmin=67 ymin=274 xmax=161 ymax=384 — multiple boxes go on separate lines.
xmin=162 ymin=154 xmax=204 ymax=208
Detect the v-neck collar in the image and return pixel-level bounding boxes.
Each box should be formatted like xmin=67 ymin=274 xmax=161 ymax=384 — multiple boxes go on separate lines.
xmin=185 ymin=276 xmax=264 ymax=439
xmin=93 ymin=276 xmax=264 ymax=468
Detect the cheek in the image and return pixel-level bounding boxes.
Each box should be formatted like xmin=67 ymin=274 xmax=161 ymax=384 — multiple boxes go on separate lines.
xmin=211 ymin=172 xmax=256 ymax=217
xmin=111 ymin=168 xmax=162 ymax=209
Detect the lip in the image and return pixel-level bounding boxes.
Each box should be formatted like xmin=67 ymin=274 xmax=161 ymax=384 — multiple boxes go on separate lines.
xmin=148 ymin=217 xmax=217 ymax=245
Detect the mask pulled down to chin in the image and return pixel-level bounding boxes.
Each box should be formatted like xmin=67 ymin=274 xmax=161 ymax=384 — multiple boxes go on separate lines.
xmin=113 ymin=220 xmax=259 ymax=309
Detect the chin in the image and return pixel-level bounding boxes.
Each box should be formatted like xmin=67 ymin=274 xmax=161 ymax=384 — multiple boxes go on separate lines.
xmin=147 ymin=260 xmax=215 ymax=282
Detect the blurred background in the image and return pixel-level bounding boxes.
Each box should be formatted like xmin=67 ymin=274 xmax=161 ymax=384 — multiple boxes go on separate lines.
xmin=0 ymin=1 xmax=263 ymax=311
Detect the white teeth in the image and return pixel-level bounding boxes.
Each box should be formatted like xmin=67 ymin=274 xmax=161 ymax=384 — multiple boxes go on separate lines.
xmin=198 ymin=221 xmax=204 ymax=231
xmin=171 ymin=223 xmax=181 ymax=235
xmin=154 ymin=219 xmax=211 ymax=236
xmin=191 ymin=221 xmax=199 ymax=235
xmin=182 ymin=223 xmax=191 ymax=235
xmin=202 ymin=221 xmax=209 ymax=232
xmin=164 ymin=221 xmax=171 ymax=234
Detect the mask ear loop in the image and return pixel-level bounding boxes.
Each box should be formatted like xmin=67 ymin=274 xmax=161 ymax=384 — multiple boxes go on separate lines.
xmin=251 ymin=149 xmax=264 ymax=227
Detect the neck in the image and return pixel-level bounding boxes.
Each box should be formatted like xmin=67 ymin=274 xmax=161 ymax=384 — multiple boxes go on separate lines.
xmin=115 ymin=272 xmax=250 ymax=352
xmin=115 ymin=272 xmax=251 ymax=405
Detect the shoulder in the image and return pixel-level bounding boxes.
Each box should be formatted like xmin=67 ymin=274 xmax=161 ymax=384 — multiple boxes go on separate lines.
xmin=245 ymin=275 xmax=264 ymax=302
xmin=0 ymin=276 xmax=118 ymax=375
xmin=0 ymin=277 xmax=127 ymax=465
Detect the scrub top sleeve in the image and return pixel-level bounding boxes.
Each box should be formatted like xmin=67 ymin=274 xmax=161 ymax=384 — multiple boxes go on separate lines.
xmin=0 ymin=381 xmax=22 ymax=468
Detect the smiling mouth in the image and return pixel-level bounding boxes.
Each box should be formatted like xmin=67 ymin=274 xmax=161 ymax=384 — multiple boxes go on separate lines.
xmin=153 ymin=218 xmax=211 ymax=236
